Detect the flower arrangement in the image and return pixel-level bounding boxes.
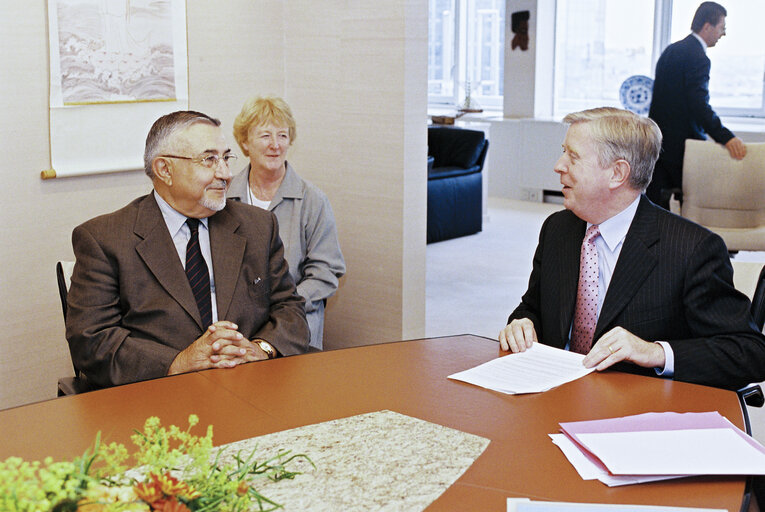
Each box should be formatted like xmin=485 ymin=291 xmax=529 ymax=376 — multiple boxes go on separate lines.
xmin=0 ymin=415 xmax=312 ymax=511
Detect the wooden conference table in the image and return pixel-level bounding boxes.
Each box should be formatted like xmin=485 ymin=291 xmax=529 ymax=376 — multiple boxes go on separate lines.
xmin=0 ymin=335 xmax=749 ymax=511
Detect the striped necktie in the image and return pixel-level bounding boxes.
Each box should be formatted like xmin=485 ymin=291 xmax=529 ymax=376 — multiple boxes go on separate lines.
xmin=185 ymin=218 xmax=212 ymax=328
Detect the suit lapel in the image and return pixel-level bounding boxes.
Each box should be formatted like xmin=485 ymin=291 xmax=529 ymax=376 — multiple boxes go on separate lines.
xmin=595 ymin=196 xmax=659 ymax=338
xmin=209 ymin=208 xmax=246 ymax=320
xmin=134 ymin=195 xmax=203 ymax=328
xmin=559 ymin=217 xmax=586 ymax=341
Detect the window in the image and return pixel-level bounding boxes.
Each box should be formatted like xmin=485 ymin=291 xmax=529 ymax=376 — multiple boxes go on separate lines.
xmin=670 ymin=0 xmax=765 ymax=116
xmin=428 ymin=0 xmax=505 ymax=110
xmin=553 ymin=0 xmax=765 ymax=117
xmin=553 ymin=1 xmax=655 ymax=115
xmin=428 ymin=0 xmax=456 ymax=102
xmin=427 ymin=1 xmax=765 ymax=118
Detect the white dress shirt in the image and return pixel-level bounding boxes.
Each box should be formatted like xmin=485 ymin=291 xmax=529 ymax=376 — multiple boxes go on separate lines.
xmin=691 ymin=31 xmax=708 ymax=52
xmin=582 ymin=195 xmax=675 ymax=375
xmin=154 ymin=191 xmax=219 ymax=323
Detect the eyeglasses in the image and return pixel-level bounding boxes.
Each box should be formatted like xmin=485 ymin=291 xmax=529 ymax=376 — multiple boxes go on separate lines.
xmin=160 ymin=153 xmax=238 ymax=168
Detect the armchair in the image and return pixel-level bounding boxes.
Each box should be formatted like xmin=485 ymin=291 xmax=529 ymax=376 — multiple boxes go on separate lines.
xmin=427 ymin=126 xmax=489 ymax=243
xmin=680 ymin=140 xmax=765 ymax=251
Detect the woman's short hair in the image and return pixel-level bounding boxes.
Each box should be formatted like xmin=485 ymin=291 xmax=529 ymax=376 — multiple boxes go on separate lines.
xmin=233 ymin=96 xmax=297 ymax=157
xmin=562 ymin=107 xmax=662 ymax=192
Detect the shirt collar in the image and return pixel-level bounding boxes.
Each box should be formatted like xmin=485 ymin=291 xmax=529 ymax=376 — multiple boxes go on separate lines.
xmin=691 ymin=31 xmax=708 ymax=52
xmin=153 ymin=190 xmax=209 ymax=236
xmin=589 ymin=195 xmax=640 ymax=252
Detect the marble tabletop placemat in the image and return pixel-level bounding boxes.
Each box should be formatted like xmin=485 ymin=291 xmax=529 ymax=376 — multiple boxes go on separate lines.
xmin=216 ymin=410 xmax=490 ymax=511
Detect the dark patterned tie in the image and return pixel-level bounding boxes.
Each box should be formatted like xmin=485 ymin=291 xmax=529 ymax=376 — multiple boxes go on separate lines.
xmin=571 ymin=225 xmax=601 ymax=354
xmin=185 ymin=218 xmax=212 ymax=327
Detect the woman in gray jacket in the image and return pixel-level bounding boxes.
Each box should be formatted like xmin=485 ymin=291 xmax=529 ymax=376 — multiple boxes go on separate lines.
xmin=230 ymin=96 xmax=345 ymax=350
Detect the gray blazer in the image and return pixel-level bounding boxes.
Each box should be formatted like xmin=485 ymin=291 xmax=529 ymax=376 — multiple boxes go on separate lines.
xmin=66 ymin=194 xmax=309 ymax=387
xmin=228 ymin=162 xmax=345 ymax=349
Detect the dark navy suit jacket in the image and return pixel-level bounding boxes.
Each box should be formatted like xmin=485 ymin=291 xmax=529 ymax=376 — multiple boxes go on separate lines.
xmin=648 ymin=34 xmax=734 ymax=192
xmin=508 ymin=196 xmax=765 ymax=390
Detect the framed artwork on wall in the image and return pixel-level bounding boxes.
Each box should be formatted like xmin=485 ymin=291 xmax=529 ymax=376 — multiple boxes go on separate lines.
xmin=44 ymin=0 xmax=189 ymax=179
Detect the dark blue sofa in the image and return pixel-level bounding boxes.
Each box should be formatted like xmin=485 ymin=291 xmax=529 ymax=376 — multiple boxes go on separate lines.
xmin=427 ymin=126 xmax=489 ymax=243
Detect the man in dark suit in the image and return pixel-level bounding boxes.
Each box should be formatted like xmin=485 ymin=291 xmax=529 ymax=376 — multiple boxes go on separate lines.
xmin=499 ymin=107 xmax=765 ymax=391
xmin=647 ymin=1 xmax=746 ymax=209
xmin=66 ymin=111 xmax=309 ymax=388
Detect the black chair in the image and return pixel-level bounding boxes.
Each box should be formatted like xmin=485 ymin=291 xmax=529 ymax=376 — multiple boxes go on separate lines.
xmin=735 ymin=263 xmax=765 ymax=411
xmin=427 ymin=126 xmax=489 ymax=244
xmin=751 ymin=265 xmax=765 ymax=333
xmin=56 ymin=261 xmax=92 ymax=396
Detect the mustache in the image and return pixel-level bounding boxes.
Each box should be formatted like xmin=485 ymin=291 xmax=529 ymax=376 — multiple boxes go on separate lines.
xmin=206 ymin=180 xmax=228 ymax=191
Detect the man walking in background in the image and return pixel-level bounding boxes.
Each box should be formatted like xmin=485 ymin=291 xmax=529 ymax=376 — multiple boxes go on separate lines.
xmin=647 ymin=1 xmax=746 ymax=209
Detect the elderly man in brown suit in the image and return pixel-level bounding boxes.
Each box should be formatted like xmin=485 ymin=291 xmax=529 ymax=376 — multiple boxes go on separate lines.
xmin=66 ymin=111 xmax=309 ymax=388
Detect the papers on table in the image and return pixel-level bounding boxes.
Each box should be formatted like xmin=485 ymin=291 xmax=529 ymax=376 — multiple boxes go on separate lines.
xmin=552 ymin=411 xmax=765 ymax=487
xmin=549 ymin=434 xmax=682 ymax=487
xmin=447 ymin=342 xmax=594 ymax=394
xmin=507 ymin=497 xmax=725 ymax=512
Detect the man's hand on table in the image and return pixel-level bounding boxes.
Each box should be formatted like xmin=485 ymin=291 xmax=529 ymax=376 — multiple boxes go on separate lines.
xmin=498 ymin=318 xmax=537 ymax=352
xmin=499 ymin=320 xmax=666 ymax=372
xmin=168 ymin=321 xmax=268 ymax=375
xmin=583 ymin=327 xmax=666 ymax=371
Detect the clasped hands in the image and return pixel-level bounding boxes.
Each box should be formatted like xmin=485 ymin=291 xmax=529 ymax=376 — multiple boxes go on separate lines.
xmin=498 ymin=318 xmax=666 ymax=371
xmin=168 ymin=321 xmax=269 ymax=375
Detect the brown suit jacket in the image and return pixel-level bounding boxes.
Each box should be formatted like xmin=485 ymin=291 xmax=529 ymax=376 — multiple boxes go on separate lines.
xmin=66 ymin=193 xmax=309 ymax=387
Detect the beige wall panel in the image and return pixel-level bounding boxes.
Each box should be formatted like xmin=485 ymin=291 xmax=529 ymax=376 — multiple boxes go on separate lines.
xmin=0 ymin=0 xmax=154 ymax=409
xmin=186 ymin=0 xmax=285 ymax=142
xmin=284 ymin=1 xmax=426 ymax=349
xmin=0 ymin=0 xmax=426 ymax=409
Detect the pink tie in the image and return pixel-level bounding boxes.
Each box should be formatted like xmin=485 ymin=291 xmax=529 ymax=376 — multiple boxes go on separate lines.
xmin=571 ymin=225 xmax=600 ymax=354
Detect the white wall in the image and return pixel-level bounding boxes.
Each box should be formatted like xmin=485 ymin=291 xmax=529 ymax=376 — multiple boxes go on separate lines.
xmin=487 ymin=117 xmax=765 ymax=202
xmin=0 ymin=0 xmax=426 ymax=410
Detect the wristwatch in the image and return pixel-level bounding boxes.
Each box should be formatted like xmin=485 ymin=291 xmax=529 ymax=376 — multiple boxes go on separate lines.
xmin=257 ymin=340 xmax=276 ymax=359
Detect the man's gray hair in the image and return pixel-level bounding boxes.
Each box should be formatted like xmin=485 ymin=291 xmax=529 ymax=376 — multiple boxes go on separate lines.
xmin=143 ymin=111 xmax=221 ymax=178
xmin=562 ymin=107 xmax=662 ymax=192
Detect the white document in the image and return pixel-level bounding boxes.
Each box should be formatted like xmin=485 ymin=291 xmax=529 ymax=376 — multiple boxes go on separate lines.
xmin=448 ymin=343 xmax=595 ymax=394
xmin=576 ymin=428 xmax=765 ymax=475
xmin=508 ymin=497 xmax=725 ymax=512
xmin=549 ymin=434 xmax=685 ymax=486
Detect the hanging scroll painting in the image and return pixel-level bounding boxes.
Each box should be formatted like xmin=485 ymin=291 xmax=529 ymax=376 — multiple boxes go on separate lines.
xmin=46 ymin=0 xmax=188 ymax=178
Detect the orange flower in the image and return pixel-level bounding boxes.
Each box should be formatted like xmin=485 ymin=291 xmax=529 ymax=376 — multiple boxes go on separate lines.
xmin=134 ymin=476 xmax=164 ymax=505
xmin=236 ymin=481 xmax=249 ymax=496
xmin=156 ymin=498 xmax=192 ymax=512
xmin=135 ymin=472 xmax=200 ymax=508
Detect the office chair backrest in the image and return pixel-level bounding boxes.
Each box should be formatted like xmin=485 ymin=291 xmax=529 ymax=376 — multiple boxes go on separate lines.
xmin=56 ymin=260 xmax=88 ymax=395
xmin=731 ymin=260 xmax=765 ymax=331
xmin=730 ymin=260 xmax=765 ymax=411
xmin=56 ymin=261 xmax=75 ymax=320
xmin=682 ymin=140 xmax=765 ymax=251
xmin=751 ymin=265 xmax=765 ymax=332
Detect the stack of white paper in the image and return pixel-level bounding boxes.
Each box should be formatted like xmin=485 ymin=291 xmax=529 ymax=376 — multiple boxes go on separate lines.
xmin=447 ymin=343 xmax=595 ymax=394
xmin=552 ymin=411 xmax=765 ymax=486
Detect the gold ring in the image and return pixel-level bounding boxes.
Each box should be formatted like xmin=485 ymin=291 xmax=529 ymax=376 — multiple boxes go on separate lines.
xmin=608 ymin=345 xmax=615 ymax=354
